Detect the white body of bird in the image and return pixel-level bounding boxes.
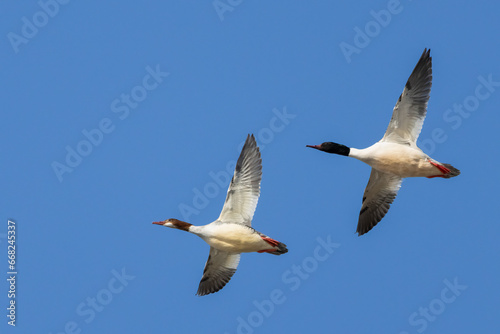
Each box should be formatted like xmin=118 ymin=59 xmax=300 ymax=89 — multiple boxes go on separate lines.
xmin=189 ymin=223 xmax=274 ymax=254
xmin=350 ymin=143 xmax=437 ymax=178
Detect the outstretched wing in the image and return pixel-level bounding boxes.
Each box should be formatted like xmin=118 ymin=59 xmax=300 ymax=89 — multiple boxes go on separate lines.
xmin=357 ymin=168 xmax=402 ymax=236
xmin=217 ymin=134 xmax=262 ymax=226
xmin=382 ymin=48 xmax=432 ymax=145
xmin=196 ymin=247 xmax=240 ymax=296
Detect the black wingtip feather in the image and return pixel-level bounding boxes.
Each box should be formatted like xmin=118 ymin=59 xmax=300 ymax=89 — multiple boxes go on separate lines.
xmin=196 ymin=267 xmax=237 ymax=296
xmin=405 ymin=48 xmax=432 ymax=91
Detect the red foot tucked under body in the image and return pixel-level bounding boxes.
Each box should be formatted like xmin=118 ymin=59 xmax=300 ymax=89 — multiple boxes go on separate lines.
xmin=427 ymin=160 xmax=451 ymax=178
xmin=261 ymin=236 xmax=280 ymax=247
xmin=426 ymin=175 xmax=445 ymax=178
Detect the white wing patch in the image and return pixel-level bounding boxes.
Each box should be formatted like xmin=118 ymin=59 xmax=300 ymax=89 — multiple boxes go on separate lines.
xmin=217 ymin=134 xmax=262 ymax=226
xmin=382 ymin=48 xmax=433 ymax=146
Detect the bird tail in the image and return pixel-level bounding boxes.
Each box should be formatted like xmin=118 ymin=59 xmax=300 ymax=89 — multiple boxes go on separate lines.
xmin=268 ymin=242 xmax=288 ymax=255
xmin=259 ymin=235 xmax=288 ymax=255
xmin=441 ymin=164 xmax=461 ymax=178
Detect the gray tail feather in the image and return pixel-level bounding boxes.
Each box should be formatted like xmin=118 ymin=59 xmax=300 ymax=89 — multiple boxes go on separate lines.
xmin=268 ymin=242 xmax=288 ymax=255
xmin=442 ymin=164 xmax=460 ymax=178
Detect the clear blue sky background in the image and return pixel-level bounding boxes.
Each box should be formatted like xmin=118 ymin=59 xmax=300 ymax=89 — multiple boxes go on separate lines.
xmin=2 ymin=1 xmax=499 ymax=333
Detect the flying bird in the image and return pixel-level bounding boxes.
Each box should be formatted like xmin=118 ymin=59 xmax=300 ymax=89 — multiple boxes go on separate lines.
xmin=154 ymin=134 xmax=287 ymax=296
xmin=307 ymin=49 xmax=460 ymax=236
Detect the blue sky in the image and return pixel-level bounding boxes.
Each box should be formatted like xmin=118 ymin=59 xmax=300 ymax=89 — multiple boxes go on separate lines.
xmin=2 ymin=1 xmax=499 ymax=333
